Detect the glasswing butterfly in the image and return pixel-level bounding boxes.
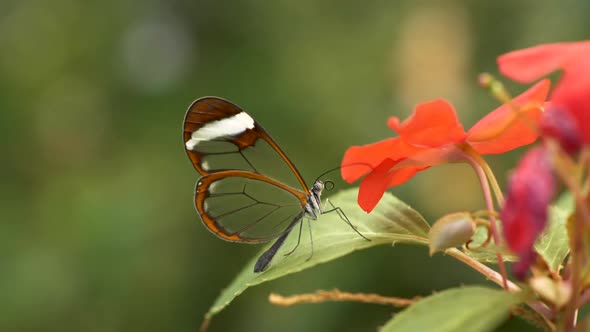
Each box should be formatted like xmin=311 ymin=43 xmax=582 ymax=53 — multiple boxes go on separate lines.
xmin=182 ymin=97 xmax=368 ymax=272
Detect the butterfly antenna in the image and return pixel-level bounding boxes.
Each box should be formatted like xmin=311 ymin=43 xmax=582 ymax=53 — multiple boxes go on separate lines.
xmin=313 ymin=162 xmax=375 ymax=186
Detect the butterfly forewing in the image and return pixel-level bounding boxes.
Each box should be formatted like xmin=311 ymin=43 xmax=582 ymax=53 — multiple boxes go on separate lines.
xmin=195 ymin=171 xmax=305 ymax=242
xmin=183 ymin=97 xmax=308 ymax=192
xmin=183 ymin=97 xmax=310 ymax=243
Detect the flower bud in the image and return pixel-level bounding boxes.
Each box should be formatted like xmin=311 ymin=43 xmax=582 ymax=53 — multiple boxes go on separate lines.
xmin=501 ymin=146 xmax=554 ymax=279
xmin=428 ymin=212 xmax=476 ymax=256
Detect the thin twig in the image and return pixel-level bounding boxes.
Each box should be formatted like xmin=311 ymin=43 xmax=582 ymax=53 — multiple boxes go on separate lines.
xmin=269 ymin=289 xmax=419 ymax=308
xmin=199 ymin=318 xmax=211 ymax=332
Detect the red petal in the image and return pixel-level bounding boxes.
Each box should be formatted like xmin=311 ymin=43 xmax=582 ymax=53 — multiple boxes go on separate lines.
xmin=498 ymin=41 xmax=590 ymax=145
xmin=467 ymin=79 xmax=550 ymax=154
xmin=357 ymin=159 xmax=424 ymax=212
xmin=394 ymin=144 xmax=466 ymax=168
xmin=386 ymin=166 xmax=424 ymax=186
xmin=498 ymin=41 xmax=590 ymax=83
xmin=387 ymin=99 xmax=466 ymax=147
xmin=341 ymin=137 xmax=420 ymax=183
xmin=358 ymin=159 xmax=397 ymax=212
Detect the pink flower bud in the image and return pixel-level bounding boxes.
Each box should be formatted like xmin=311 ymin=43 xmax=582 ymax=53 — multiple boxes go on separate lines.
xmin=501 ymin=146 xmax=554 ymax=279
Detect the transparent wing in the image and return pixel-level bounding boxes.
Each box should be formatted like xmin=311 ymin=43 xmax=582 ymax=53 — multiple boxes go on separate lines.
xmin=195 ymin=170 xmax=307 ymax=243
xmin=183 ymin=97 xmax=309 ymax=193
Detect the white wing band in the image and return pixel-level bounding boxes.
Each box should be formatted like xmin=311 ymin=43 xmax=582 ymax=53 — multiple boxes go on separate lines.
xmin=186 ymin=112 xmax=255 ymax=150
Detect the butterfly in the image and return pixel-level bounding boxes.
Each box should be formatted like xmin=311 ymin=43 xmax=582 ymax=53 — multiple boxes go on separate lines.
xmin=182 ymin=97 xmax=368 ymax=272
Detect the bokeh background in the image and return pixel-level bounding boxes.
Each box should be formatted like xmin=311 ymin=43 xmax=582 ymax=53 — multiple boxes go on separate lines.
xmin=2 ymin=0 xmax=589 ymax=331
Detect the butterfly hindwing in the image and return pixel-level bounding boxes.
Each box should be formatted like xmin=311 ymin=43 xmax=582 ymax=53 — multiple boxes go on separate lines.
xmin=195 ymin=171 xmax=306 ymax=242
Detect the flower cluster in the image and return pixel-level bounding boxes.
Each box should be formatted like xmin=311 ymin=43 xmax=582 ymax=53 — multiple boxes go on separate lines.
xmin=498 ymin=42 xmax=590 ymax=276
xmin=342 ymin=40 xmax=590 ymax=281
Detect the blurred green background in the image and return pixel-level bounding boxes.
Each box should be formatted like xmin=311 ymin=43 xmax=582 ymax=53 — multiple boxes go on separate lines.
xmin=2 ymin=0 xmax=589 ymax=331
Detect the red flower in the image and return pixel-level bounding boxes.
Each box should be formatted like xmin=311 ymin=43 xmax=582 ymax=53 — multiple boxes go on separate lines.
xmin=498 ymin=41 xmax=590 ymax=145
xmin=342 ymin=80 xmax=550 ymax=212
xmin=501 ymin=146 xmax=555 ymax=279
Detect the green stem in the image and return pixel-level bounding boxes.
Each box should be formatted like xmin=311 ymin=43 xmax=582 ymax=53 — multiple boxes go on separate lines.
xmin=463 ymin=145 xmax=505 ymax=206
xmin=459 ymin=145 xmax=508 ymax=290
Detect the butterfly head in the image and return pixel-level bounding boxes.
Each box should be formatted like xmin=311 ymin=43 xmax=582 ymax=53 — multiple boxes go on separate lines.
xmin=312 ymin=180 xmax=325 ymax=194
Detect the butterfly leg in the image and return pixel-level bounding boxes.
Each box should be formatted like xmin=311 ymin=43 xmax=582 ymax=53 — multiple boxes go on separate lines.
xmin=283 ymin=218 xmax=304 ymax=256
xmin=323 ymin=199 xmax=371 ymax=241
xmin=283 ymin=217 xmax=314 ymax=261
xmin=305 ymin=218 xmax=314 ymax=262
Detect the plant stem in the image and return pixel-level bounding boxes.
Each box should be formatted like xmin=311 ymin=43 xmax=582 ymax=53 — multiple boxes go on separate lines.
xmin=446 ymin=248 xmax=516 ymax=291
xmin=478 ymin=157 xmax=505 ymax=206
xmin=463 ymin=145 xmax=505 ymax=206
xmin=459 ymin=146 xmax=509 ymax=290
xmin=548 ymin=144 xmax=590 ymax=331
xmin=562 ymin=208 xmax=582 ymax=332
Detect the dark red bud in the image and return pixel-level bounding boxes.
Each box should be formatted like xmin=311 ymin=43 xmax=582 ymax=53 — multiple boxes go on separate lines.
xmin=501 ymin=146 xmax=555 ymax=279
xmin=541 ymin=105 xmax=582 ymax=154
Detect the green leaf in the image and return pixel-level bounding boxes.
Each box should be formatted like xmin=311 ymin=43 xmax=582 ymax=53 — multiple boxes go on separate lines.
xmin=203 ymin=188 xmax=430 ymax=321
xmin=379 ymin=286 xmax=523 ymax=332
xmin=535 ymin=205 xmax=570 ymax=272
